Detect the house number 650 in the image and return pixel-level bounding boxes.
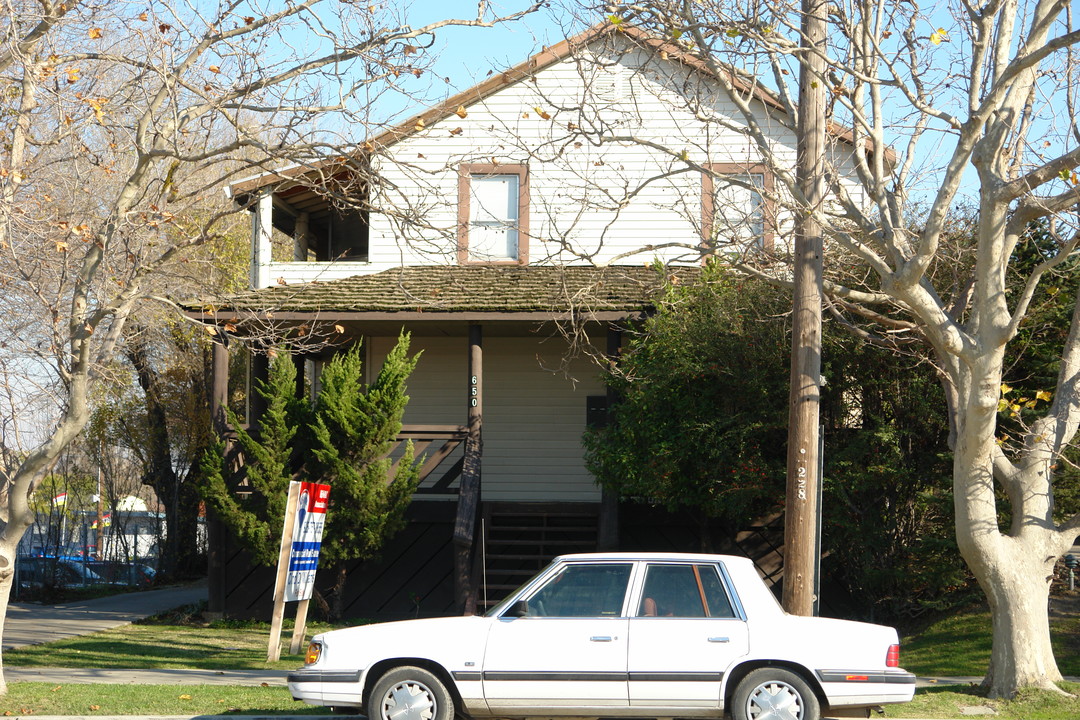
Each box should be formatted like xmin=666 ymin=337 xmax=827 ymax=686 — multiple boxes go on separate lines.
xmin=470 ymin=375 xmax=478 ymax=407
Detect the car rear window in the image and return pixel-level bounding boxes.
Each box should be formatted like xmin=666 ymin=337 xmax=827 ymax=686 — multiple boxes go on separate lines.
xmin=638 ymin=563 xmax=737 ymax=618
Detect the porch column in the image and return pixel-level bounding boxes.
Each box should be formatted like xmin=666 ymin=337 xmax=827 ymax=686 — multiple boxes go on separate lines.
xmin=293 ymin=211 xmax=311 ymax=261
xmin=211 ymin=340 xmax=229 ymax=433
xmin=292 ymin=352 xmax=306 ymax=399
xmin=454 ymin=324 xmax=483 ymax=614
xmin=598 ymin=324 xmax=621 ymax=550
xmin=251 ymin=193 xmax=273 ymax=289
xmin=207 ymin=339 xmax=230 ymax=617
xmin=248 ymin=349 xmax=270 ymax=434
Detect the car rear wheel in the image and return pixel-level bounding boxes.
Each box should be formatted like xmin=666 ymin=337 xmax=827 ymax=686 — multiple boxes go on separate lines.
xmin=368 ymin=666 xmax=454 ymax=720
xmin=732 ymin=667 xmax=820 ymax=720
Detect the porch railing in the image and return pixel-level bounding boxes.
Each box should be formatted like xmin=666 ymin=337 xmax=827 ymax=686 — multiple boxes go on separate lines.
xmin=389 ymin=424 xmax=468 ymax=495
xmin=221 ymin=424 xmax=468 ymax=497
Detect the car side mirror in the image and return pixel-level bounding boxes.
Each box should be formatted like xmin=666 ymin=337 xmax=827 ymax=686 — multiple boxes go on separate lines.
xmin=507 ymin=599 xmax=530 ymax=617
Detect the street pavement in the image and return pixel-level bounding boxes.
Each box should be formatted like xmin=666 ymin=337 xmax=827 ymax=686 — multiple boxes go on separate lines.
xmin=5 ymin=582 xmax=209 ymax=651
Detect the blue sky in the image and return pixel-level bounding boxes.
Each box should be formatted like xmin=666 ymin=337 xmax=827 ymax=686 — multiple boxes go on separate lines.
xmin=404 ymin=0 xmax=576 ymax=87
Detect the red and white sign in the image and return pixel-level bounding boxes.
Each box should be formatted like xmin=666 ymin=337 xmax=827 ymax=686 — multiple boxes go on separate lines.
xmin=284 ymin=481 xmax=330 ymax=602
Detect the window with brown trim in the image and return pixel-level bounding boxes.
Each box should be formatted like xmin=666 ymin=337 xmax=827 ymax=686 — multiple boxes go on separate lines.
xmin=701 ymin=163 xmax=775 ymax=252
xmin=457 ymin=163 xmax=530 ymax=265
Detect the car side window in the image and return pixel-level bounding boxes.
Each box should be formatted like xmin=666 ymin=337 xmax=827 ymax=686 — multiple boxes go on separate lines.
xmin=524 ymin=563 xmax=632 ymax=617
xmin=638 ymin=563 xmax=736 ymax=618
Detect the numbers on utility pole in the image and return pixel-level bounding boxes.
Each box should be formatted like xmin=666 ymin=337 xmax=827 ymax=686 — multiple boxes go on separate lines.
xmin=797 ymin=457 xmax=807 ymax=500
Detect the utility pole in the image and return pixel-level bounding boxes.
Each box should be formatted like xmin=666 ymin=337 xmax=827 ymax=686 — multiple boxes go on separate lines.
xmin=784 ymin=0 xmax=827 ymax=616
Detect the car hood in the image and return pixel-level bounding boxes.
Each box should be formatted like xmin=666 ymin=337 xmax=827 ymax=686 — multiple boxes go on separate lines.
xmin=314 ymin=615 xmax=491 ymax=669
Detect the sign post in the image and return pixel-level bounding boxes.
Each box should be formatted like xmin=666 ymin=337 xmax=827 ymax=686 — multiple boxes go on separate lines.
xmin=268 ymin=481 xmax=330 ymax=661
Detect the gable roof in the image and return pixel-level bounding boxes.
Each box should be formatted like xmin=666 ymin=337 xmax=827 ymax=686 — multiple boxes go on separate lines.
xmin=187 ymin=264 xmax=699 ymax=320
xmin=228 ymin=22 xmax=809 ymax=199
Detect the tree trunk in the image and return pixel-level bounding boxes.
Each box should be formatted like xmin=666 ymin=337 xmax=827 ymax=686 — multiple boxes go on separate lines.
xmin=126 ymin=334 xmax=206 ymax=579
xmin=0 ymin=568 xmax=13 ymax=695
xmin=961 ymin=530 xmax=1062 ymax=695
xmin=983 ymin=561 xmax=1061 ymax=695
xmin=952 ymin=422 xmax=1064 ymax=696
xmin=332 ymin=564 xmax=348 ymax=622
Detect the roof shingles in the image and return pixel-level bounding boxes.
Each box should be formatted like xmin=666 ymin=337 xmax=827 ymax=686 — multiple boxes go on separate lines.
xmin=202 ymin=265 xmax=697 ymax=315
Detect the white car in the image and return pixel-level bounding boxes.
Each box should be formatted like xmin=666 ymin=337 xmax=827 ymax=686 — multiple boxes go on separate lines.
xmin=289 ymin=553 xmax=915 ymax=720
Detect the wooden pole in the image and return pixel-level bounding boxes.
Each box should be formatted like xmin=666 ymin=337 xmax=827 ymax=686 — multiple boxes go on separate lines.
xmin=598 ymin=325 xmax=621 ymax=551
xmin=454 ymin=324 xmax=483 ymax=615
xmin=268 ymin=482 xmax=302 ymax=661
xmin=784 ymin=0 xmax=827 ymax=617
xmin=207 ymin=339 xmax=230 ymax=618
xmin=289 ymin=598 xmax=311 ymax=655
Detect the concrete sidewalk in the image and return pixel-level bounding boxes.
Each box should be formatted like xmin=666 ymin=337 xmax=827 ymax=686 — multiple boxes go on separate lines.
xmin=4 ymin=581 xmax=208 ymax=650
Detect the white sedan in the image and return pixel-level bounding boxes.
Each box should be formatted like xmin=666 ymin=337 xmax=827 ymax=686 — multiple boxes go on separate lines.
xmin=288 ymin=553 xmax=915 ymax=720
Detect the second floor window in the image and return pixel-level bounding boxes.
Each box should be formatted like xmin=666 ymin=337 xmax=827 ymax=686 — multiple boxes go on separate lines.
xmin=701 ymin=163 xmax=774 ymax=252
xmin=457 ymin=164 xmax=529 ymax=264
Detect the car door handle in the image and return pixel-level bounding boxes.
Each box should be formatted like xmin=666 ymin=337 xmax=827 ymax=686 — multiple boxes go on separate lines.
xmin=708 ymin=637 xmax=730 ymax=643
xmin=590 ymin=636 xmax=614 ymax=642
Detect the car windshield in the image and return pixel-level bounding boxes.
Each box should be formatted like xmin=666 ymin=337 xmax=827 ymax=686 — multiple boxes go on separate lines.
xmin=485 ymin=565 xmax=553 ymax=617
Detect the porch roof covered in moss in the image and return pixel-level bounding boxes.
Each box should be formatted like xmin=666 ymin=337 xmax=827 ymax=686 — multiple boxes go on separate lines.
xmin=184 ymin=265 xmax=698 ymax=340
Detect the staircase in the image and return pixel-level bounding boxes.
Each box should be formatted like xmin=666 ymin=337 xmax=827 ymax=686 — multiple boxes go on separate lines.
xmin=478 ymin=503 xmax=599 ymax=612
xmin=726 ymin=511 xmax=785 ymax=590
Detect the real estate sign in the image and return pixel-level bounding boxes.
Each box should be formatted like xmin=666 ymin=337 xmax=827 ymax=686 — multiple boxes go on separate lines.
xmin=268 ymin=480 xmax=332 ymax=661
xmin=284 ymin=481 xmax=331 ymax=602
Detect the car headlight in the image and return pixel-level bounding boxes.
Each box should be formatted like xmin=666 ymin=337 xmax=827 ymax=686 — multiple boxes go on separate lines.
xmin=305 ymin=640 xmax=323 ymax=666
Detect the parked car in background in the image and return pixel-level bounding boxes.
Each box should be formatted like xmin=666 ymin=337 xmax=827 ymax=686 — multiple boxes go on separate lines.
xmin=288 ymin=552 xmax=915 ymax=720
xmin=86 ymin=561 xmax=156 ymax=587
xmin=15 ymin=556 xmax=108 ymax=590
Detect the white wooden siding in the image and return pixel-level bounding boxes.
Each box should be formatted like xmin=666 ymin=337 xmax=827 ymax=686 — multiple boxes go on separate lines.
xmin=255 ymin=32 xmax=869 ymax=284
xmin=369 ymin=334 xmax=606 ymax=502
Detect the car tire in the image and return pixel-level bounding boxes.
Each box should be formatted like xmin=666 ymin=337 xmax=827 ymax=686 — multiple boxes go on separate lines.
xmin=367 ymin=665 xmax=454 ymax=720
xmin=731 ymin=667 xmax=820 ymax=720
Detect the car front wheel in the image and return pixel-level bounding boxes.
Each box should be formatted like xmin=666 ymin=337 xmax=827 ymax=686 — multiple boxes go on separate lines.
xmin=731 ymin=667 xmax=820 ymax=720
xmin=368 ymin=666 xmax=454 ymax=720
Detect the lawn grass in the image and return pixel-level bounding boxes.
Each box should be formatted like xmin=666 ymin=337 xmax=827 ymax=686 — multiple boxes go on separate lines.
xmin=899 ymin=601 xmax=1080 ymax=677
xmin=882 ymin=681 xmax=1080 ymax=719
xmin=2 ymin=612 xmax=340 ymax=671
xmin=0 ymin=682 xmax=332 ymax=716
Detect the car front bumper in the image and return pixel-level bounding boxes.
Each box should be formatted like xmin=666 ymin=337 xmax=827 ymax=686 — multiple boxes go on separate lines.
xmin=288 ymin=668 xmax=364 ymax=707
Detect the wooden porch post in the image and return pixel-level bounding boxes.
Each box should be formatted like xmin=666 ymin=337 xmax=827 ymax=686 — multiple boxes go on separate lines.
xmin=292 ymin=352 xmax=306 ymax=400
xmin=248 ymin=349 xmax=270 ymax=433
xmin=454 ymin=324 xmax=483 ymax=614
xmin=207 ymin=339 xmax=229 ymax=617
xmin=597 ymin=325 xmax=621 ymax=551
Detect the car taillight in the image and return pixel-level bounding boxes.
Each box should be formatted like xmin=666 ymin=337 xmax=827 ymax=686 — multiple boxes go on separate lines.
xmin=886 ymin=644 xmax=900 ymax=668
xmin=305 ymin=641 xmax=323 ymax=665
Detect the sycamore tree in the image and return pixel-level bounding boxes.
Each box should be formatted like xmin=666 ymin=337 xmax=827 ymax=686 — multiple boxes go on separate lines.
xmin=0 ymin=0 xmax=538 ymax=693
xmin=199 ymin=335 xmax=422 ymax=621
xmin=547 ymin=0 xmax=1080 ymax=697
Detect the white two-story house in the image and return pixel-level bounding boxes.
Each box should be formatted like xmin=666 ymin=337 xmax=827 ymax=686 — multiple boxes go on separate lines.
xmin=190 ymin=22 xmax=863 ymax=619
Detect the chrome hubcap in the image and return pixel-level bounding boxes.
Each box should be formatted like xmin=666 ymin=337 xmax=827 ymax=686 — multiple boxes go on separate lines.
xmin=747 ymin=680 xmax=803 ymax=720
xmin=382 ymin=680 xmax=436 ymax=720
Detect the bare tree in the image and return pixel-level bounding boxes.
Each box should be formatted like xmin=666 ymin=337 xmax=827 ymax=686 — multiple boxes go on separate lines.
xmin=507 ymin=0 xmax=1080 ymax=698
xmin=0 ymin=0 xmax=538 ymax=692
